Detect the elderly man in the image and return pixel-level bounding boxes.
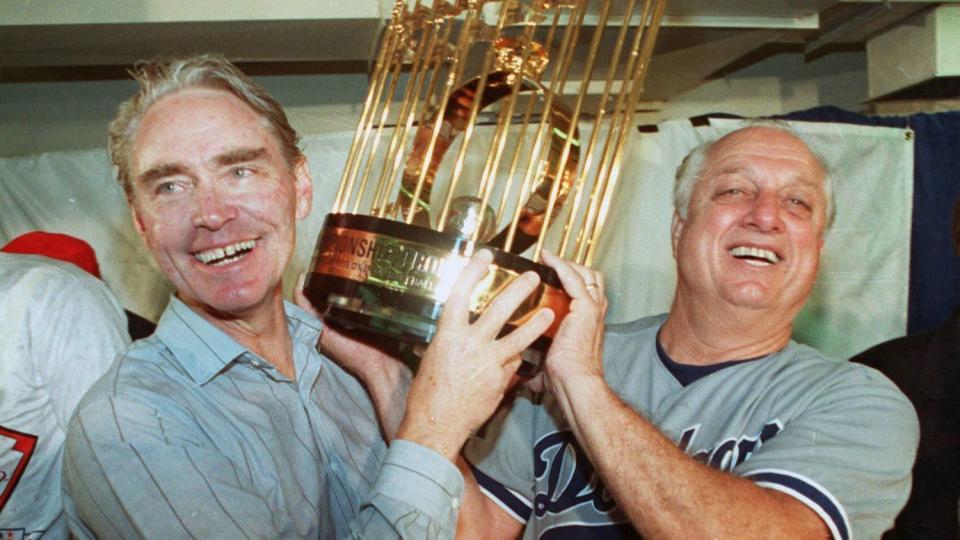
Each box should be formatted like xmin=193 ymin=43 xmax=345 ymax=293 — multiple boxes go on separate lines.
xmin=61 ymin=54 xmax=553 ymax=539
xmin=454 ymin=126 xmax=920 ymax=539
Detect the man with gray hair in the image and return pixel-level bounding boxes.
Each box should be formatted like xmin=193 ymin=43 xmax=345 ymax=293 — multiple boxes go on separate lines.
xmin=454 ymin=125 xmax=920 ymax=539
xmin=61 ymin=53 xmax=554 ymax=539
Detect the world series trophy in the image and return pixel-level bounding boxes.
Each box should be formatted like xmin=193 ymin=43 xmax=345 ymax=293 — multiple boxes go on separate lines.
xmin=304 ymin=0 xmax=666 ymax=374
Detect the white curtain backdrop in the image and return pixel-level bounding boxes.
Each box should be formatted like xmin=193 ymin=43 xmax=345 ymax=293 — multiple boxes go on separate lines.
xmin=0 ymin=118 xmax=912 ymax=360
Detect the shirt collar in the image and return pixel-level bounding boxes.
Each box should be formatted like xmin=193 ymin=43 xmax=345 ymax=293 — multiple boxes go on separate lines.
xmin=154 ymin=296 xmax=325 ymax=386
xmin=282 ymin=300 xmax=324 ymax=384
xmin=654 ymin=323 xmax=771 ymax=387
xmin=155 ymin=296 xmax=250 ymax=385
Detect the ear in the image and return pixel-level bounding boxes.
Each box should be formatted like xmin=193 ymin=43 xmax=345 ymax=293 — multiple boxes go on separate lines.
xmin=130 ymin=204 xmax=148 ymax=239
xmin=670 ymin=211 xmax=684 ymax=258
xmin=293 ymin=156 xmax=313 ymax=221
xmin=129 ymin=202 xmax=159 ymax=253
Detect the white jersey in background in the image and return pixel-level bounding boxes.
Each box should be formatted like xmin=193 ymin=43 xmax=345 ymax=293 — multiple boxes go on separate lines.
xmin=0 ymin=253 xmax=129 ymax=539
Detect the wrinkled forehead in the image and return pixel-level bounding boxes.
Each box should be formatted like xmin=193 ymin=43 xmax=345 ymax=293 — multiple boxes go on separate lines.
xmin=704 ymin=128 xmax=826 ymax=187
xmin=131 ymin=89 xmax=280 ymax=173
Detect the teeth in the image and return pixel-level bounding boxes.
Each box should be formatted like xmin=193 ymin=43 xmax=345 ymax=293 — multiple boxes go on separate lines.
xmin=195 ymin=240 xmax=256 ymax=265
xmin=729 ymin=246 xmax=780 ymax=265
xmin=212 ymin=255 xmax=243 ymax=267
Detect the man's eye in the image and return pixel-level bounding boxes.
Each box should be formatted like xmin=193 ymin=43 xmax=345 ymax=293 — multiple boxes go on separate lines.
xmin=714 ymin=187 xmax=747 ymax=201
xmin=155 ymin=181 xmax=183 ymax=195
xmin=787 ymin=197 xmax=811 ymax=210
xmin=231 ymin=167 xmax=254 ymax=178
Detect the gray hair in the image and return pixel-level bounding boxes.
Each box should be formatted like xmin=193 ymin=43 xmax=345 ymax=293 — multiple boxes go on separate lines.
xmin=673 ymin=123 xmax=836 ymax=231
xmin=108 ymin=53 xmax=301 ymax=197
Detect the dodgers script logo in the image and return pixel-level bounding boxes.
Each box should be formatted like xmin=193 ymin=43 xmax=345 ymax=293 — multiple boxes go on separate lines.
xmin=530 ymin=420 xmax=784 ymax=535
xmin=532 ymin=431 xmax=618 ymax=518
xmin=678 ymin=420 xmax=783 ymax=472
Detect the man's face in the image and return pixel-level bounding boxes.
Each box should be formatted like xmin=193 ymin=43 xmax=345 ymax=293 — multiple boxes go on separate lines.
xmin=128 ymin=88 xmax=312 ymax=319
xmin=671 ymin=127 xmax=827 ymax=319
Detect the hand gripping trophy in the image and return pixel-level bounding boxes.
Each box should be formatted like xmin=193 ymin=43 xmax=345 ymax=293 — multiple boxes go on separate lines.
xmin=304 ymin=0 xmax=666 ymax=374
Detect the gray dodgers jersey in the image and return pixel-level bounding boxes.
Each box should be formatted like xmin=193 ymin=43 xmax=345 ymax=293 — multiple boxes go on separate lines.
xmin=465 ymin=315 xmax=919 ymax=540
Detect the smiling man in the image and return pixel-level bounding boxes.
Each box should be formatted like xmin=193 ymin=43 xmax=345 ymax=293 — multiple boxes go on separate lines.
xmin=459 ymin=126 xmax=920 ymax=539
xmin=60 ymin=54 xmax=554 ymax=539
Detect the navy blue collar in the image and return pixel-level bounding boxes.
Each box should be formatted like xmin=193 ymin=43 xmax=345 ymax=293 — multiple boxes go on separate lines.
xmin=655 ymin=330 xmax=764 ymax=386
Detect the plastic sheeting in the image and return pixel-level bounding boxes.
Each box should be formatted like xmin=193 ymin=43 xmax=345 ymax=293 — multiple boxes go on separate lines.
xmin=0 ymin=120 xmax=912 ymax=360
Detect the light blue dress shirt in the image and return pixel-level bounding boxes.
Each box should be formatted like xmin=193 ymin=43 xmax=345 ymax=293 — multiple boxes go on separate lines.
xmin=62 ymin=296 xmax=463 ymax=539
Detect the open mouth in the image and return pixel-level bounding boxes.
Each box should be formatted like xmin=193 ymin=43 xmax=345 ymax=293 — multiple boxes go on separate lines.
xmin=194 ymin=240 xmax=257 ymax=266
xmin=729 ymin=245 xmax=780 ymax=267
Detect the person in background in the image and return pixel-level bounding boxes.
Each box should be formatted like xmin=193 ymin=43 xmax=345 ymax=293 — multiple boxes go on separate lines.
xmin=0 ymin=247 xmax=130 ymax=539
xmin=1 ymin=231 xmax=156 ymax=340
xmin=851 ymin=195 xmax=960 ymax=539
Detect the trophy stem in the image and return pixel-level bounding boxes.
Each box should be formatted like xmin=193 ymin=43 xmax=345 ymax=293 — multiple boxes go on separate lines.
xmin=585 ymin=0 xmax=667 ymax=267
xmin=534 ymin=0 xmax=612 ymax=262
xmin=336 ymin=5 xmax=406 ymax=212
xmin=371 ymin=16 xmax=450 ymax=217
xmin=436 ymin=0 xmax=516 ymax=233
xmin=401 ymin=3 xmax=481 ymax=229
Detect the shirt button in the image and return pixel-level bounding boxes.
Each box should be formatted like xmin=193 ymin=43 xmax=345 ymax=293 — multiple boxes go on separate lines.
xmin=451 ymin=497 xmax=460 ymax=510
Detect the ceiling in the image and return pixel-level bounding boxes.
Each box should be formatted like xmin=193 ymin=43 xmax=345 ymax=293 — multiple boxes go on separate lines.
xmin=1 ymin=1 xmax=956 ymax=102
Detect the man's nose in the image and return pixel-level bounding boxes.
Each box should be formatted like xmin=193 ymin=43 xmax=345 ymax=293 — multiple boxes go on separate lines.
xmin=191 ymin=181 xmax=238 ymax=230
xmin=743 ymin=191 xmax=784 ymax=232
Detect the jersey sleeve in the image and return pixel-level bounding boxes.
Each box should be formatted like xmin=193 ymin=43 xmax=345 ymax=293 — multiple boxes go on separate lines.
xmin=35 ymin=273 xmax=129 ymax=430
xmin=463 ymin=389 xmax=541 ymax=525
xmin=733 ymin=364 xmax=919 ymax=540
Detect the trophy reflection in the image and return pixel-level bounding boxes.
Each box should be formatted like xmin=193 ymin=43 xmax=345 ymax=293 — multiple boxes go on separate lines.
xmin=304 ymin=0 xmax=666 ymax=374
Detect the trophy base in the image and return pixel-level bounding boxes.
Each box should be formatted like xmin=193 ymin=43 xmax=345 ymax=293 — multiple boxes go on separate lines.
xmin=304 ymin=213 xmax=569 ymax=376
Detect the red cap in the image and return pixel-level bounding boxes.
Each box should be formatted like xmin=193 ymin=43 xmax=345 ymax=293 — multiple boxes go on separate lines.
xmin=1 ymin=231 xmax=102 ymax=279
